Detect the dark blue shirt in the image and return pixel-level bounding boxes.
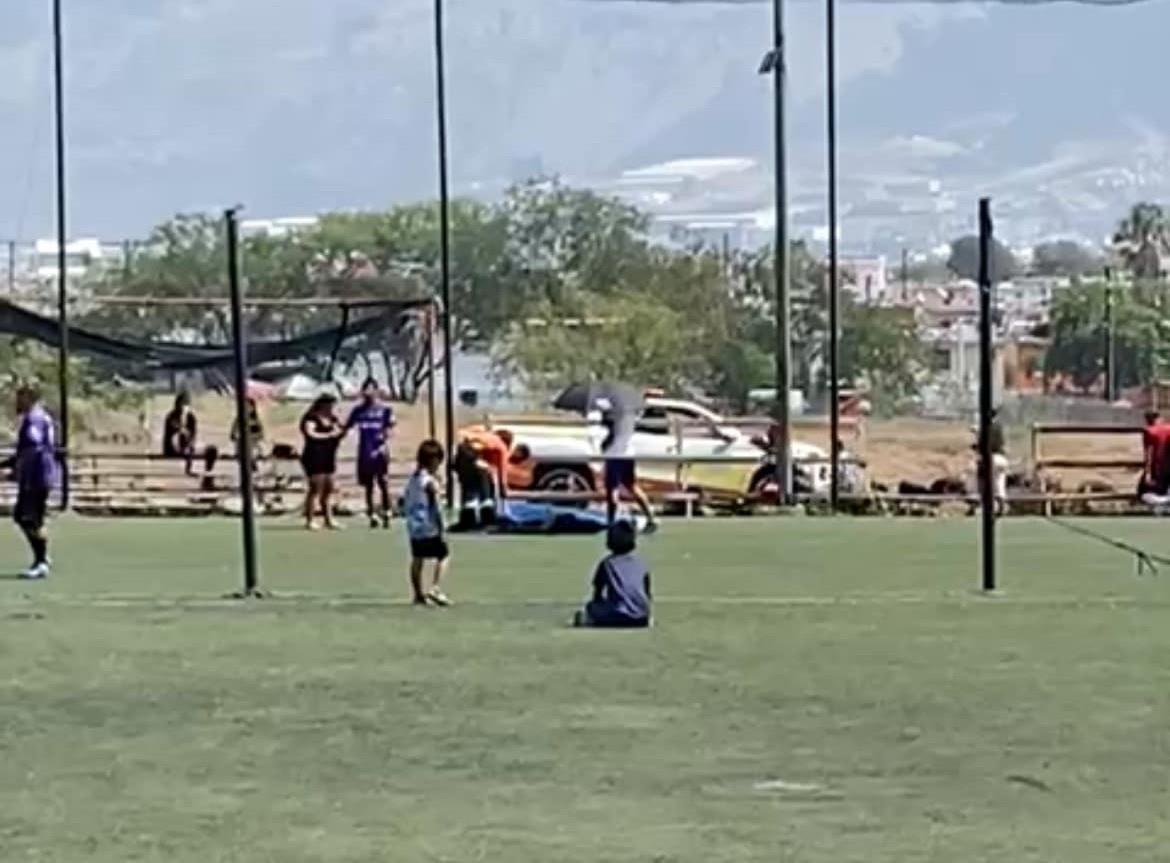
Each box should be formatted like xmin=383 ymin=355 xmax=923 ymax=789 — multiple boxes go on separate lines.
xmin=346 ymin=402 xmax=394 ymax=462
xmin=592 ymin=552 xmax=651 ymax=621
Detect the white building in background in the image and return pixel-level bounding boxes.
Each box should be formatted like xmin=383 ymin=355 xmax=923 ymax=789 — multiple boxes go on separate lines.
xmin=649 ymin=208 xmax=775 ymax=250
xmin=239 ymin=215 xmax=320 ymax=239
xmin=31 ymin=238 xmax=116 ymax=281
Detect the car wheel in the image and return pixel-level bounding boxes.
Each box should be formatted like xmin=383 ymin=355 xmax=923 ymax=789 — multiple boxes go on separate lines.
xmin=749 ymin=465 xmax=811 ymax=498
xmin=533 ymin=465 xmax=595 ymax=505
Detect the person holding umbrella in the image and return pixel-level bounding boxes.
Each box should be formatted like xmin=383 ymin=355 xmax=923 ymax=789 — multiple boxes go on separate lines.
xmin=554 ymin=382 xmax=657 ymax=534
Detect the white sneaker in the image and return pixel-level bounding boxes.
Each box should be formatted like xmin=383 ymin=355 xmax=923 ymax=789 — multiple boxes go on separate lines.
xmin=20 ymin=562 xmax=49 ymax=581
xmin=426 ymin=588 xmax=452 ymax=607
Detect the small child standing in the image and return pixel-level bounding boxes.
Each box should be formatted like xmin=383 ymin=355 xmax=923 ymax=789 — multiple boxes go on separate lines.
xmin=572 ymin=520 xmax=651 ymax=629
xmin=403 ymin=439 xmax=451 ymax=607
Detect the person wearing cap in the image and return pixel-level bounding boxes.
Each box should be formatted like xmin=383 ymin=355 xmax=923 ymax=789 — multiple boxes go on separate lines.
xmin=572 ymin=520 xmax=652 ymax=629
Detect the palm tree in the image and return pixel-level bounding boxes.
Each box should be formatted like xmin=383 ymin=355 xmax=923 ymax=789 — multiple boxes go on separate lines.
xmin=1113 ymin=203 xmax=1169 ymax=280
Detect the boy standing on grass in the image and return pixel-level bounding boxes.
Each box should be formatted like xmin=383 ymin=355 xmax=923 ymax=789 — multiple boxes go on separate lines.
xmin=346 ymin=379 xmax=395 ymax=529
xmin=403 ymin=439 xmax=451 ymax=607
xmin=572 ymin=520 xmax=651 ymax=629
xmin=4 ymin=385 xmax=57 ymax=580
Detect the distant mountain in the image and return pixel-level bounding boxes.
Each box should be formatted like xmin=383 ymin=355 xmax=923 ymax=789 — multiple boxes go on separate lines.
xmin=0 ymin=0 xmax=1166 ymax=240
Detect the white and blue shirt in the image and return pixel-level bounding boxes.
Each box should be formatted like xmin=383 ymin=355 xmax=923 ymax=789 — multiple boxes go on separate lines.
xmin=403 ymin=468 xmax=442 ymax=540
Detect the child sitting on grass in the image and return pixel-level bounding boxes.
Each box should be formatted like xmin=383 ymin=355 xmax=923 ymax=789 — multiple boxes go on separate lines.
xmin=572 ymin=520 xmax=651 ymax=629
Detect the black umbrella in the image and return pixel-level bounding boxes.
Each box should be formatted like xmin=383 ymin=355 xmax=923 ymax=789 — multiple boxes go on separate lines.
xmin=552 ymin=382 xmax=643 ymax=417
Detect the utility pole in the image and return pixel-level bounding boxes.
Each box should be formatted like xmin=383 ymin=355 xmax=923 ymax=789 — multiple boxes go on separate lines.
xmin=825 ymin=0 xmax=840 ymax=511
xmin=52 ymin=0 xmax=71 ymax=510
xmin=432 ymin=0 xmax=457 ymax=507
xmin=225 ymin=207 xmax=261 ymax=599
xmin=1103 ymin=270 xmax=1115 ymax=403
xmin=977 ymin=199 xmax=996 ymax=593
xmin=901 ymin=247 xmax=909 ymax=303
xmin=760 ymin=0 xmax=792 ymax=504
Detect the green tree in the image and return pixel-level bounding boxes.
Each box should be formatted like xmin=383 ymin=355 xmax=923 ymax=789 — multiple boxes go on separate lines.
xmin=838 ymin=300 xmax=924 ymax=411
xmin=1044 ymin=280 xmax=1169 ymax=391
xmin=1113 ymin=202 xmax=1169 ymax=280
xmin=1032 ymin=240 xmax=1102 ymax=278
xmin=947 ymin=234 xmax=1017 ymax=282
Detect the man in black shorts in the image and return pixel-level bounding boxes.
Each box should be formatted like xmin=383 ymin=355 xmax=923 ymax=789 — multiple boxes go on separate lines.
xmin=6 ymin=385 xmax=57 ymax=579
xmin=599 ymin=398 xmax=657 ymax=534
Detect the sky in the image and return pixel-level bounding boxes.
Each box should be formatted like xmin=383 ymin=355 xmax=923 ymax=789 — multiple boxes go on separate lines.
xmin=0 ymin=0 xmax=1165 ymax=240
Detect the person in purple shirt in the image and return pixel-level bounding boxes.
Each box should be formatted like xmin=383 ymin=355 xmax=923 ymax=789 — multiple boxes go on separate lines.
xmin=572 ymin=520 xmax=652 ymax=629
xmin=346 ymin=379 xmax=396 ymax=528
xmin=4 ymin=385 xmax=57 ymax=579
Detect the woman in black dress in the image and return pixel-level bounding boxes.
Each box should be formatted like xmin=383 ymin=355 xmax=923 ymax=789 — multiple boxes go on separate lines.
xmin=162 ymin=392 xmax=198 ymax=475
xmin=300 ymin=394 xmax=345 ymax=530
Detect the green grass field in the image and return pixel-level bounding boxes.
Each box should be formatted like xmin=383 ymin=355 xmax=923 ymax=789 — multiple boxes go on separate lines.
xmin=3 ymin=516 xmax=1170 ymax=862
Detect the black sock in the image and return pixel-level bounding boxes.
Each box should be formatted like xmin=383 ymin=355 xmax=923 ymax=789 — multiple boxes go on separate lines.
xmin=31 ymin=536 xmax=47 ymax=566
xmin=20 ymin=525 xmax=46 ymax=565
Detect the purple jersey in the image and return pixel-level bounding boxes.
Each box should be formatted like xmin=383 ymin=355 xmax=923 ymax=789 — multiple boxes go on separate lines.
xmin=346 ymin=402 xmax=394 ymax=462
xmin=16 ymin=404 xmax=57 ymax=491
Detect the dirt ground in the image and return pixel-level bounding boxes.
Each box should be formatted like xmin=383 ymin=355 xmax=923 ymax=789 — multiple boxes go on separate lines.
xmin=86 ymin=396 xmax=1145 ymax=495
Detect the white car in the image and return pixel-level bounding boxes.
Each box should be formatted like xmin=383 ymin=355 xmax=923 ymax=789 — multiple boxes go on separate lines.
xmin=490 ymin=397 xmax=833 ymax=499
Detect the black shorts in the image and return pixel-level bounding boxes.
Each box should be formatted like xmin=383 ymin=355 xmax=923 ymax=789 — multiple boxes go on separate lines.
xmin=301 ymin=454 xmax=337 ymax=478
xmin=14 ymin=488 xmax=49 ymax=530
xmin=410 ymin=536 xmax=450 ymax=561
xmin=605 ymin=458 xmax=637 ymax=493
xmin=584 ymin=600 xmax=649 ymax=629
xmin=357 ymin=454 xmax=389 ymax=486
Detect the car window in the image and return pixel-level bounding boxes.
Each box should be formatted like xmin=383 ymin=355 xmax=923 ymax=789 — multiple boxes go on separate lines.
xmin=635 ymin=406 xmax=671 ymax=435
xmin=672 ymin=408 xmax=724 ymax=440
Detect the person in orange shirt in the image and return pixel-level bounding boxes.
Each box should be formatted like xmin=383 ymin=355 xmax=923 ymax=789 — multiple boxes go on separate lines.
xmin=454 ymin=428 xmax=513 ymax=530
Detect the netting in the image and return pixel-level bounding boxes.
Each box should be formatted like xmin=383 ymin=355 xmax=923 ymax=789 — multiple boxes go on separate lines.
xmin=0 ymin=297 xmax=435 ymax=401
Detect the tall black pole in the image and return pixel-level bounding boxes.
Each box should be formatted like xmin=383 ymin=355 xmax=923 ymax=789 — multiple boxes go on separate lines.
xmin=825 ymin=0 xmax=840 ymax=511
xmin=977 ymin=198 xmax=996 ymax=593
xmin=1103 ymin=275 xmax=1115 ymax=402
xmin=761 ymin=0 xmax=792 ymax=504
xmin=225 ymin=208 xmax=260 ymax=598
xmin=433 ymin=0 xmax=456 ymax=507
xmin=901 ymin=247 xmax=909 ymax=302
xmin=427 ymin=304 xmax=438 ymax=440
xmin=52 ymin=0 xmax=70 ymax=510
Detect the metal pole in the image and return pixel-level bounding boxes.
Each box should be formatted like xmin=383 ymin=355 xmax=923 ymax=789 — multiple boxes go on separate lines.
xmin=52 ymin=0 xmax=70 ymax=511
xmin=6 ymin=239 xmax=15 ymax=293
xmin=427 ymin=304 xmax=438 ymax=440
xmin=433 ymin=0 xmax=456 ymax=507
xmin=760 ymin=0 xmax=792 ymax=504
xmin=825 ymin=0 xmax=840 ymax=511
xmin=977 ymin=198 xmax=996 ymax=593
xmin=901 ymin=247 xmax=909 ymax=302
xmin=1103 ymin=276 xmax=1115 ymax=402
xmin=225 ymin=208 xmax=261 ymax=598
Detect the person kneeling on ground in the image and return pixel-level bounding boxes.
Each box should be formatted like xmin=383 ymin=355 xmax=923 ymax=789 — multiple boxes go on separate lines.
xmin=572 ymin=520 xmax=651 ymax=629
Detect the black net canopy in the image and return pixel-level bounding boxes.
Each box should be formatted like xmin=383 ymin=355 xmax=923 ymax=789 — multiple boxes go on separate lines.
xmin=0 ymin=297 xmax=436 ymax=400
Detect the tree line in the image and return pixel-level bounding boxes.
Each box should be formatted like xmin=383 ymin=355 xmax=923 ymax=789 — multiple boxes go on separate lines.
xmin=14 ymin=182 xmax=1168 ymax=417
xmin=75 ymin=179 xmax=925 ymax=412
